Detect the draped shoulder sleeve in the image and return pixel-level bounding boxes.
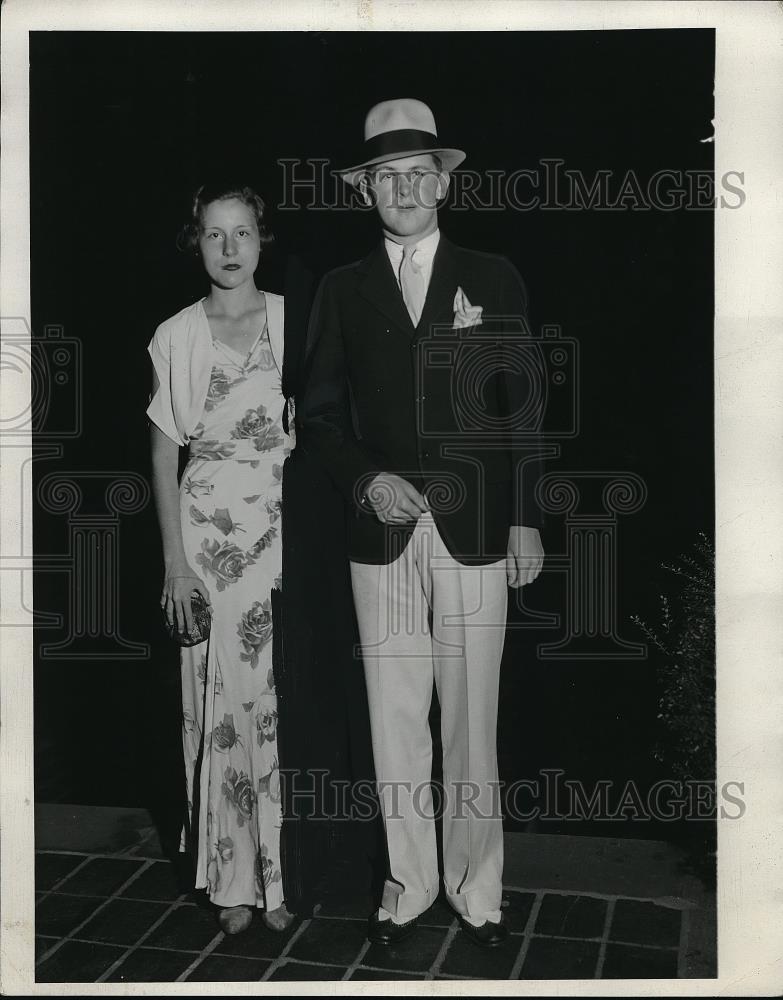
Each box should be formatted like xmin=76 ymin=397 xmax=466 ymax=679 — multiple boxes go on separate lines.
xmin=146 ymin=300 xmax=213 ymax=446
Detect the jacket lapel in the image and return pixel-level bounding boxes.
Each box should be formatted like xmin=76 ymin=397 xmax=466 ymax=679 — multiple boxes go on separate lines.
xmin=357 ymin=242 xmax=415 ymax=335
xmin=357 ymin=235 xmax=461 ymax=338
xmin=415 ymin=236 xmax=459 ymax=339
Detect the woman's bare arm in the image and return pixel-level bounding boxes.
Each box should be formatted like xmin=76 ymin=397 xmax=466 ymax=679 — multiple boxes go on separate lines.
xmin=149 ymin=370 xmax=211 ymax=634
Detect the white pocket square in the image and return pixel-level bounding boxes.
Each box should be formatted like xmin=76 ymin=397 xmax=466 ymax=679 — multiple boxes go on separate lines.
xmin=453 ymin=286 xmax=483 ymax=328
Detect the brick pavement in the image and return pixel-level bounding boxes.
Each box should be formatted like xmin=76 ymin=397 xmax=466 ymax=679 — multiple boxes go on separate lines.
xmin=33 ymin=805 xmax=715 ymax=983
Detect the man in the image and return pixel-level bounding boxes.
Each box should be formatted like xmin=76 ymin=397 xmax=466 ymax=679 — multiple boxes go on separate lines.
xmin=300 ymin=99 xmax=545 ymax=948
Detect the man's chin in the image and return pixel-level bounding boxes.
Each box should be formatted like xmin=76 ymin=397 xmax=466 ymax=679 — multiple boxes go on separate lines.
xmin=382 ymin=212 xmax=433 ymax=238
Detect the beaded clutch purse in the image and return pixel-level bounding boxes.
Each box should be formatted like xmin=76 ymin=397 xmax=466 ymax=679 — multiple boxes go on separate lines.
xmin=163 ymin=590 xmax=211 ymax=647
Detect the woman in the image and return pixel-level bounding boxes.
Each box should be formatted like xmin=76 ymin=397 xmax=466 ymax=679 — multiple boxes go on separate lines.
xmin=147 ymin=181 xmax=295 ymax=935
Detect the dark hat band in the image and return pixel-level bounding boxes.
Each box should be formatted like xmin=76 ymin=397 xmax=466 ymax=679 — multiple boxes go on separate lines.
xmin=362 ymin=128 xmax=440 ymax=164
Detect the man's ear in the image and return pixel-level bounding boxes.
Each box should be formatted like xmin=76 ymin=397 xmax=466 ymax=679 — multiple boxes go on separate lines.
xmin=358 ymin=174 xmax=374 ymax=207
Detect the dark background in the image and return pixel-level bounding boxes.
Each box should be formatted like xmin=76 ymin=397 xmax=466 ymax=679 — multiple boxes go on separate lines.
xmin=31 ymin=30 xmax=714 ymax=840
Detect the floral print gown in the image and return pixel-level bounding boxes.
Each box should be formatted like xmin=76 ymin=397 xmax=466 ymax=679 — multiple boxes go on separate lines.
xmin=179 ymin=321 xmax=288 ymax=910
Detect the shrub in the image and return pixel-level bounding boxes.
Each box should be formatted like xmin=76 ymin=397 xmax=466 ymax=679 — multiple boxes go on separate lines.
xmin=632 ymin=532 xmax=715 ymax=785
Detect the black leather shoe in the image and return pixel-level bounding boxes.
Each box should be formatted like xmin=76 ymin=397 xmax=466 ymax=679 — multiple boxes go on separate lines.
xmin=367 ymin=913 xmax=419 ymax=946
xmin=459 ymin=915 xmax=509 ymax=948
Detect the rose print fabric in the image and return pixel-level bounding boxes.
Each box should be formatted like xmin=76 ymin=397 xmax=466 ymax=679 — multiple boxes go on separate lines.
xmin=179 ymin=321 xmax=288 ymax=910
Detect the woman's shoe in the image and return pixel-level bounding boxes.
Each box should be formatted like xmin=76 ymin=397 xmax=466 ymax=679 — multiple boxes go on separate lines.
xmin=217 ymin=905 xmax=253 ymax=935
xmin=261 ymin=902 xmax=296 ymax=932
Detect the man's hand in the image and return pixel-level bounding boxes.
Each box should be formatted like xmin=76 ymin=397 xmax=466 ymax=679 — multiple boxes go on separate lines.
xmin=364 ymin=473 xmax=429 ymax=524
xmin=506 ymin=526 xmax=544 ymax=588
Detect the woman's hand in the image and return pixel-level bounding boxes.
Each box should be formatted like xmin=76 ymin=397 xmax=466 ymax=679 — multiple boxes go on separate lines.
xmin=161 ymin=567 xmax=212 ymax=636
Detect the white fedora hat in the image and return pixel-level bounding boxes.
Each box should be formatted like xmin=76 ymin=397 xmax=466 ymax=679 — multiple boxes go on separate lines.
xmin=337 ymin=98 xmax=466 ymax=187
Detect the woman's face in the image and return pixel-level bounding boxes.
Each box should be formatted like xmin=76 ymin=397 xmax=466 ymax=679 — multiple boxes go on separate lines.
xmin=197 ymin=197 xmax=261 ymax=289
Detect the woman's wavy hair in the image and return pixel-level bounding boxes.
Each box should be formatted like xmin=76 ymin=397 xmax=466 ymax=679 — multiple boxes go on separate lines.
xmin=177 ymin=181 xmax=275 ymax=254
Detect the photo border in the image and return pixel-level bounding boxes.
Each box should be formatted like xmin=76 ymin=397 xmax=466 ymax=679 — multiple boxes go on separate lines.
xmin=2 ymin=0 xmax=782 ymax=995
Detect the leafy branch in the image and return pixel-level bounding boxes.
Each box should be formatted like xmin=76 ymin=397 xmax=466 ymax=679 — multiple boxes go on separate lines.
xmin=632 ymin=532 xmax=715 ymax=784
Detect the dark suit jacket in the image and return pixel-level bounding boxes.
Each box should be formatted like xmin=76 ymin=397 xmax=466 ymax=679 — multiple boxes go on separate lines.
xmin=299 ymin=234 xmax=545 ymax=566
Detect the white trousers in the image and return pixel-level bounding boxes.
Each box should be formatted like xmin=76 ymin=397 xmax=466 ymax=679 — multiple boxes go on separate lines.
xmin=350 ymin=513 xmax=508 ymax=923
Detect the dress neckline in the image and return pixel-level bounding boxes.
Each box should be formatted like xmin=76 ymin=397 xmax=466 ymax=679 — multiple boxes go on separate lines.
xmin=199 ymin=293 xmax=268 ymax=361
xmin=212 ymin=322 xmax=267 ymax=363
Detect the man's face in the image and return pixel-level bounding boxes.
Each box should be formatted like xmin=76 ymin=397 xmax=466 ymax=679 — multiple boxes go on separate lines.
xmin=364 ymin=154 xmax=448 ymax=239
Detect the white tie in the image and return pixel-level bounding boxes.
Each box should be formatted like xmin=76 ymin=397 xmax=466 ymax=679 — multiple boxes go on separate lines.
xmin=399 ymin=244 xmax=426 ymax=327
